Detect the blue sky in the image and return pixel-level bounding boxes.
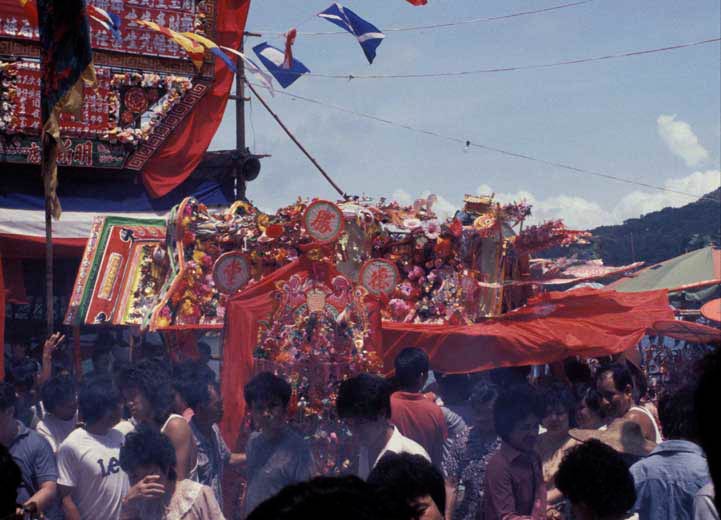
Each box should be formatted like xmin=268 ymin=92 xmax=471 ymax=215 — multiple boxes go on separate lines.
xmin=209 ymin=0 xmax=721 ymax=229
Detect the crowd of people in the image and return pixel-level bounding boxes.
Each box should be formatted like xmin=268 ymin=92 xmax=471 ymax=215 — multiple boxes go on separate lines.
xmin=1 ymin=334 xmax=719 ymax=520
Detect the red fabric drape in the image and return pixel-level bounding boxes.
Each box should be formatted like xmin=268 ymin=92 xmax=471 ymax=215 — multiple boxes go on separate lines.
xmin=221 ymin=278 xmax=672 ymax=443
xmin=141 ymin=0 xmax=251 ymax=197
xmin=220 ymin=260 xmax=304 ymax=441
xmin=381 ymin=289 xmax=673 ymax=374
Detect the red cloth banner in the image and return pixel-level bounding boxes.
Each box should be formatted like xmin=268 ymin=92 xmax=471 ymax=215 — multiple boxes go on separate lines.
xmin=381 ymin=289 xmax=673 ymax=374
xmin=141 ymin=0 xmax=251 ymax=197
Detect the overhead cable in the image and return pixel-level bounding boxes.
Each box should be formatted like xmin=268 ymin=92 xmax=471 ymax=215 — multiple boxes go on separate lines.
xmin=246 ymin=82 xmax=721 ymax=204
xmin=298 ymin=37 xmax=721 ymax=80
xmin=253 ymin=0 xmax=594 ymax=37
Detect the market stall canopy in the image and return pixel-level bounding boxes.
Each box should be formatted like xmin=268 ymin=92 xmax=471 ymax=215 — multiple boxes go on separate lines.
xmin=607 ymin=247 xmax=720 ymax=293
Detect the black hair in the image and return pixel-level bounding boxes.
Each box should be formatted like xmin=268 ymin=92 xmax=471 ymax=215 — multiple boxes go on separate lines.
xmin=116 ymin=359 xmax=175 ymax=424
xmin=555 ymin=439 xmax=636 ymax=518
xmin=493 ymin=386 xmax=539 ymax=442
xmin=656 ymin=385 xmax=697 ymax=440
xmin=78 ymin=375 xmax=121 ymax=426
xmin=173 ymin=361 xmax=217 ymax=409
xmin=119 ymin=425 xmax=177 ymax=481
xmin=563 ymin=357 xmax=593 ymax=386
xmin=6 ymin=361 xmax=38 ymax=391
xmin=367 ymin=452 xmax=446 ymax=519
xmin=40 ymin=375 xmax=76 ymax=415
xmin=696 ymin=348 xmax=721 ymax=512
xmin=0 ymin=381 xmax=16 ymax=412
xmin=596 ymin=363 xmax=634 ymax=395
xmin=336 ymin=373 xmax=392 ymax=420
xmin=0 ymin=444 xmax=22 ymax=517
xmin=244 ymin=372 xmax=292 ymax=409
xmin=540 ymin=383 xmax=578 ymax=427
xmin=469 ymin=380 xmax=499 ymax=407
xmin=437 ymin=373 xmax=472 ymax=405
xmin=247 ymin=475 xmax=388 ymax=520
xmin=576 ymin=384 xmax=604 ymax=415
xmin=394 ymin=348 xmax=430 ymax=389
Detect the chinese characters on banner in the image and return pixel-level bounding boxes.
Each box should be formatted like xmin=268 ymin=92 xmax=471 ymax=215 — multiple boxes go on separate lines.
xmin=360 ymin=259 xmax=400 ymax=297
xmin=303 ymin=200 xmax=345 ymax=244
xmin=213 ymin=252 xmax=251 ymax=294
xmin=0 ymin=0 xmax=200 ymax=59
xmin=10 ymin=62 xmax=112 ymax=135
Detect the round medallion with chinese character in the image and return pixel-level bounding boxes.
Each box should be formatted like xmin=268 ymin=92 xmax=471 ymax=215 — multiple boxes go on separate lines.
xmin=359 ymin=259 xmax=400 ymax=297
xmin=303 ymin=200 xmax=345 ymax=244
xmin=213 ymin=252 xmax=251 ymax=294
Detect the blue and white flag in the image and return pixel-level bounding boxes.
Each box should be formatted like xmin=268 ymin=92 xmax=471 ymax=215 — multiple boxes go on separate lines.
xmin=252 ymin=42 xmax=310 ymax=89
xmin=318 ymin=3 xmax=385 ymax=64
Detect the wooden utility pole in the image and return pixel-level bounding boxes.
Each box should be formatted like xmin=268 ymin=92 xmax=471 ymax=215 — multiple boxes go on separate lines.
xmin=228 ymin=32 xmax=261 ymax=200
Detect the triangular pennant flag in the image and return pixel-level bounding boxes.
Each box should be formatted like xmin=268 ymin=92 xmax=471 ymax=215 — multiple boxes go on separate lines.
xmin=252 ymin=42 xmax=310 ymax=89
xmin=318 ymin=3 xmax=385 ymax=64
xmin=183 ymin=32 xmax=237 ymax=73
xmin=220 ymin=46 xmax=275 ymax=95
xmin=136 ymin=20 xmax=204 ymax=70
xmin=87 ymin=5 xmax=122 ymax=42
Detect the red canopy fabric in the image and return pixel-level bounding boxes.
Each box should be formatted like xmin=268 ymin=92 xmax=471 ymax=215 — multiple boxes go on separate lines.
xmin=650 ymin=319 xmax=721 ymax=344
xmin=221 ymin=283 xmax=672 ymax=442
xmin=381 ymin=289 xmax=673 ymax=374
xmin=141 ymin=0 xmax=251 ymax=197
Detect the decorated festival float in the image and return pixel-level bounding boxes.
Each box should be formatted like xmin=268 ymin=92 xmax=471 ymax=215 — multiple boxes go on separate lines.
xmin=62 ymin=189 xmax=720 ymax=477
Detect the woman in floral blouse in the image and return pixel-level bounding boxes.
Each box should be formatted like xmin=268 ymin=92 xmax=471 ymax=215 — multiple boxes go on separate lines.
xmin=442 ymin=381 xmax=501 ymax=520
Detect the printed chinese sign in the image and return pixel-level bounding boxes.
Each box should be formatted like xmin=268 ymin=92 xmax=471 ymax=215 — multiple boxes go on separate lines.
xmin=213 ymin=252 xmax=251 ymax=294
xmin=303 ymin=200 xmax=345 ymax=244
xmin=0 ymin=0 xmax=203 ymax=61
xmin=359 ymin=259 xmax=400 ymax=297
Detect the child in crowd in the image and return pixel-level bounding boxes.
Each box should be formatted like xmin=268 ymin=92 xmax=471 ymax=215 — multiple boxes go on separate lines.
xmin=242 ymin=372 xmax=314 ymax=517
xmin=119 ymin=425 xmax=224 ymax=520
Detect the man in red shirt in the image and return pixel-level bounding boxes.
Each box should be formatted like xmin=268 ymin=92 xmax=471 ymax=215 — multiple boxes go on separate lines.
xmin=390 ymin=348 xmax=447 ymax=469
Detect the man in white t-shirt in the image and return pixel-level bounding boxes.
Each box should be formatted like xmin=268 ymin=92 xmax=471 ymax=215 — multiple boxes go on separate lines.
xmin=36 ymin=375 xmax=78 ymax=453
xmin=336 ymin=373 xmax=430 ymax=479
xmin=57 ymin=376 xmax=129 ymax=520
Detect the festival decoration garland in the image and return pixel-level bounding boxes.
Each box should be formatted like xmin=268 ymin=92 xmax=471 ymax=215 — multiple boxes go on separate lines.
xmin=0 ymin=61 xmax=19 ymax=133
xmin=105 ymin=72 xmax=192 ymax=145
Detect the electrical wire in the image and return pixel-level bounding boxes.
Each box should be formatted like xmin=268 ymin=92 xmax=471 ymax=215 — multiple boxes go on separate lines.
xmin=253 ymin=0 xmax=594 ymax=37
xmin=246 ymin=81 xmax=721 ymax=203
xmin=294 ymin=37 xmax=721 ymax=80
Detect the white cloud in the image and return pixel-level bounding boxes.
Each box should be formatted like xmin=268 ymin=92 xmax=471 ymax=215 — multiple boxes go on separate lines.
xmin=657 ymin=115 xmax=710 ymax=167
xmin=391 ymin=189 xmax=413 ymax=206
xmin=613 ymin=169 xmax=720 ymax=221
xmin=476 ymin=169 xmax=720 ymax=230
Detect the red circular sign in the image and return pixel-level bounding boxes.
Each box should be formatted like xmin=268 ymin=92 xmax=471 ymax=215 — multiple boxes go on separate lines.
xmin=359 ymin=259 xmax=400 ymax=297
xmin=213 ymin=252 xmax=251 ymax=294
xmin=303 ymin=200 xmax=345 ymax=244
